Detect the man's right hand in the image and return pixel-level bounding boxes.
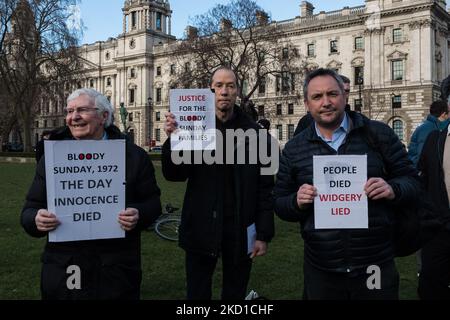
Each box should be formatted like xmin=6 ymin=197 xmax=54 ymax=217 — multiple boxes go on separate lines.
xmin=35 ymin=209 xmax=60 ymax=232
xmin=296 ymin=183 xmax=317 ymax=210
xmin=164 ymin=112 xmax=177 ymax=136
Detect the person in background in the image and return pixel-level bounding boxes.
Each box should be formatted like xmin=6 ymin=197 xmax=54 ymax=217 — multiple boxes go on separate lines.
xmin=408 ymin=100 xmax=449 ymax=167
xmin=35 ymin=130 xmax=54 ymax=162
xmin=417 ymin=114 xmax=450 ymax=299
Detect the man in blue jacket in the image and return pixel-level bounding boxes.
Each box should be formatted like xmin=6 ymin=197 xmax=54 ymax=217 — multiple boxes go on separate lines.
xmin=408 ymin=100 xmax=449 ymax=167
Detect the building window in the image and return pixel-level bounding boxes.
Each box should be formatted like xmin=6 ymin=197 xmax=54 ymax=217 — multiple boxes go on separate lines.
xmin=275 ymin=75 xmax=280 ymax=93
xmin=170 ymin=64 xmax=175 ymax=75
xmin=354 ymin=37 xmax=364 ymax=50
xmin=105 ymin=52 xmax=110 ymax=60
xmin=184 ymin=62 xmax=190 ymax=73
xmin=155 ymin=128 xmax=161 ymax=142
xmin=129 ymin=88 xmax=135 ymax=104
xmin=330 ymin=40 xmax=338 ymax=53
xmin=392 ymin=60 xmax=404 ymax=81
xmin=288 ymin=124 xmax=294 ymax=140
xmin=392 ymin=95 xmax=402 ymax=109
xmin=156 ymin=12 xmax=162 ymax=31
xmin=106 ymin=77 xmax=111 ymax=86
xmin=392 ymin=119 xmax=404 ymax=140
xmin=258 ymin=77 xmax=266 ymax=95
xmin=281 ymin=72 xmax=293 ymax=93
xmin=107 ymin=96 xmax=111 ymax=102
xmin=258 ymin=105 xmax=265 ymax=118
xmin=89 ymin=79 xmax=94 ymax=88
xmin=288 ymin=103 xmax=294 ymax=115
xmin=354 ymin=66 xmax=364 ymax=85
xmin=307 ymin=44 xmax=315 ymax=57
xmin=130 ymin=68 xmax=136 ymax=78
xmin=156 ymin=88 xmax=162 ymax=102
xmin=156 ymin=66 xmax=161 ymax=76
xmin=156 ymin=111 xmax=160 ymax=121
xmin=44 ymin=120 xmax=47 ymax=128
xmin=354 ymin=98 xmax=362 ymax=112
xmin=35 ymin=121 xmax=39 ymax=128
xmin=276 ymin=124 xmax=283 ymax=141
xmin=282 ymin=47 xmax=289 ymax=59
xmin=52 ymin=119 xmax=57 ymax=127
xmin=131 ymin=12 xmax=137 ymax=29
xmin=393 ymin=28 xmax=402 ymax=43
xmin=276 ymin=104 xmax=282 ymax=115
xmin=128 ymin=112 xmax=133 ymax=122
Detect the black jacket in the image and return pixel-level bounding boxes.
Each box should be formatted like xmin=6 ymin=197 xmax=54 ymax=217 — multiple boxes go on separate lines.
xmin=418 ymin=128 xmax=450 ymax=229
xmin=21 ymin=125 xmax=162 ymax=299
xmin=274 ymin=111 xmax=420 ymax=273
xmin=162 ymin=106 xmax=274 ymax=260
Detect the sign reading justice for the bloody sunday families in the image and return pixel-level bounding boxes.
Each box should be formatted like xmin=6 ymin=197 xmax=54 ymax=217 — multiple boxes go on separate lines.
xmin=313 ymin=155 xmax=368 ymax=229
xmin=44 ymin=140 xmax=126 ymax=242
xmin=169 ymin=89 xmax=216 ymax=151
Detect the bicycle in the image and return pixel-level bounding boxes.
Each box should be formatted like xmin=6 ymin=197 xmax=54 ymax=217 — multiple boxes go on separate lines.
xmin=154 ymin=203 xmax=181 ymax=241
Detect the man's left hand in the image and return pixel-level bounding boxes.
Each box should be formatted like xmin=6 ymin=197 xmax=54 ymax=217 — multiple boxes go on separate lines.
xmin=250 ymin=240 xmax=267 ymax=259
xmin=118 ymin=208 xmax=139 ymax=231
xmin=364 ymin=177 xmax=395 ymax=200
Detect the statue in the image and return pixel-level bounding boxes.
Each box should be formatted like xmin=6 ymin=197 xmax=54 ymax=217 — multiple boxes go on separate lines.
xmin=119 ymin=102 xmax=128 ymax=133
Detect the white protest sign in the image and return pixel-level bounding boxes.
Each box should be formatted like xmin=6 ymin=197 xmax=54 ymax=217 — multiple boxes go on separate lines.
xmin=44 ymin=140 xmax=126 ymax=242
xmin=169 ymin=89 xmax=216 ymax=151
xmin=313 ymin=155 xmax=368 ymax=229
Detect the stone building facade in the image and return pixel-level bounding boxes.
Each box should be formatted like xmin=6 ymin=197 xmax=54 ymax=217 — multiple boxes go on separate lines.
xmin=34 ymin=0 xmax=450 ymax=148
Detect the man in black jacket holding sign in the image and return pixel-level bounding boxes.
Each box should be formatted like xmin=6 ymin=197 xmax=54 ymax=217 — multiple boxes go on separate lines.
xmin=273 ymin=68 xmax=420 ymax=300
xmin=162 ymin=66 xmax=274 ymax=300
xmin=21 ymin=88 xmax=161 ymax=299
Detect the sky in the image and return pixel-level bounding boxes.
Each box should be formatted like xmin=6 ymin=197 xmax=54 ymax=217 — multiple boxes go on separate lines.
xmin=78 ymin=0 xmax=367 ymax=45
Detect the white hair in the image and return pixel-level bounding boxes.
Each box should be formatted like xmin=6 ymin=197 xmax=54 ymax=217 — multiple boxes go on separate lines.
xmin=67 ymin=88 xmax=114 ymax=127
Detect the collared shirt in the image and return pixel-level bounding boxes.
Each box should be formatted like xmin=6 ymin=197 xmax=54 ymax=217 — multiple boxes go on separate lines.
xmin=102 ymin=131 xmax=108 ymax=140
xmin=314 ymin=112 xmax=349 ymax=152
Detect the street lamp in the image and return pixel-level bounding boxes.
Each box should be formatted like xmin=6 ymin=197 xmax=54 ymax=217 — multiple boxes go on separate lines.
xmin=357 ymin=75 xmax=363 ymax=114
xmin=147 ymin=97 xmax=153 ymax=147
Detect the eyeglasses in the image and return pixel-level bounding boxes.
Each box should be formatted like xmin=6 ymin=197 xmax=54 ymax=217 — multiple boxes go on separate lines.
xmin=64 ymin=107 xmax=99 ymax=116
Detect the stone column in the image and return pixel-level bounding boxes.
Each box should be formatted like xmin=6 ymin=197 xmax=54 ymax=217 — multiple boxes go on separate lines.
xmin=408 ymin=21 xmax=421 ymax=84
xmin=420 ymin=19 xmax=433 ymax=84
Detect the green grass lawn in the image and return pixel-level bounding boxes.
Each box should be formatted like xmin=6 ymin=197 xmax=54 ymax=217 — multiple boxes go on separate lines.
xmin=0 ymin=162 xmax=418 ymax=299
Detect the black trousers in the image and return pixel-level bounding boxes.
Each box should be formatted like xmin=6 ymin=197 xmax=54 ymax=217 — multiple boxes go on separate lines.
xmin=418 ymin=229 xmax=450 ymax=300
xmin=303 ymin=259 xmax=399 ymax=300
xmin=185 ymin=216 xmax=252 ymax=300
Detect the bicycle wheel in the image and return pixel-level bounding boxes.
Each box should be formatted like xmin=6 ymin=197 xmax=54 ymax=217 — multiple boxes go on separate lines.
xmin=155 ymin=218 xmax=180 ymax=241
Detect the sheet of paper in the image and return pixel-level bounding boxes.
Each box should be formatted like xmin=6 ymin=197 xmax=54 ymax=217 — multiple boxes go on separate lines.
xmin=247 ymin=223 xmax=256 ymax=255
xmin=313 ymin=155 xmax=368 ymax=229
xmin=45 ymin=140 xmax=126 ymax=242
xmin=169 ymin=89 xmax=216 ymax=151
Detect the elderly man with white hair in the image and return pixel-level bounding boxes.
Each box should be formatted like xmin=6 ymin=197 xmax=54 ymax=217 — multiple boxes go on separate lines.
xmin=21 ymin=88 xmax=162 ymax=300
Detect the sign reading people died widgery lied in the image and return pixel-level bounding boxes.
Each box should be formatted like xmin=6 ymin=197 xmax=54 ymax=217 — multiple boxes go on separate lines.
xmin=313 ymin=155 xmax=368 ymax=229
xmin=169 ymin=89 xmax=216 ymax=151
xmin=44 ymin=140 xmax=125 ymax=242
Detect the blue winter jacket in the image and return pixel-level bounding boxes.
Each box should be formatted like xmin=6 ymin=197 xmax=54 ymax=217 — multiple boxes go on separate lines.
xmin=408 ymin=115 xmax=449 ymax=166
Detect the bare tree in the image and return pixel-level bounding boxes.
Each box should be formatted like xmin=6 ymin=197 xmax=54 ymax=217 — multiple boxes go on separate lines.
xmin=0 ymin=0 xmax=83 ymax=152
xmin=174 ymin=0 xmax=307 ymax=120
